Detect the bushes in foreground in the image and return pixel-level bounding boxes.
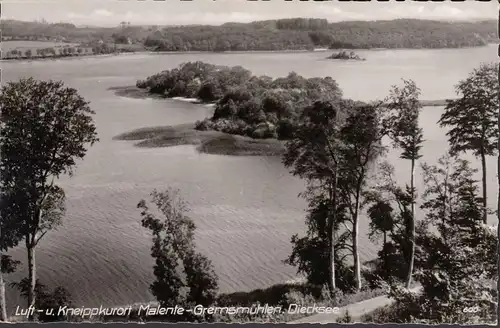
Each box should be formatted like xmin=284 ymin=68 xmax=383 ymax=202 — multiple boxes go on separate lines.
xmin=10 ymin=279 xmax=73 ymax=322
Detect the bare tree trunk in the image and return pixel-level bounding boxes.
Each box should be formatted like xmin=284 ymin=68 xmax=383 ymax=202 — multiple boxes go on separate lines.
xmin=26 ymin=241 xmax=36 ymax=320
xmin=481 ymin=149 xmax=488 ymax=224
xmin=353 ymin=199 xmax=361 ymax=292
xmin=329 ymin=170 xmax=338 ymax=292
xmin=383 ymin=232 xmax=389 ymax=281
xmin=329 ymin=226 xmax=336 ymax=292
xmin=0 ymin=272 xmax=7 ymax=322
xmin=406 ymin=159 xmax=416 ymax=288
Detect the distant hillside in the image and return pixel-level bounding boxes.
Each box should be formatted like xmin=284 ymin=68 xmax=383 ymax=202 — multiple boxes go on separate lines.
xmin=1 ymin=18 xmax=496 ymax=52
xmin=0 ymin=20 xmax=153 ymax=44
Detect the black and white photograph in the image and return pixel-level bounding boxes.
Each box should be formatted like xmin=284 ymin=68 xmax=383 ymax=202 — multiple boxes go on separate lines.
xmin=0 ymin=0 xmax=498 ymax=324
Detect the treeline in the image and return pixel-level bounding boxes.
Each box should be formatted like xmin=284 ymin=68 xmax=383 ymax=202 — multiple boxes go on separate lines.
xmin=3 ymin=47 xmax=90 ymax=60
xmin=143 ymin=19 xmax=495 ymax=51
xmin=2 ymin=18 xmax=496 ymax=52
xmin=3 ymin=43 xmax=137 ymax=60
xmin=0 ymin=20 xmax=151 ymax=45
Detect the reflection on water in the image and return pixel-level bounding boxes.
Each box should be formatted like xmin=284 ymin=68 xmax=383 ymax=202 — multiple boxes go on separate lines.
xmin=1 ymin=45 xmax=497 ymax=310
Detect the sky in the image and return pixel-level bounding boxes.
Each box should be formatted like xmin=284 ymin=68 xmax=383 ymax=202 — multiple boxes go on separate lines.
xmin=2 ymin=0 xmax=498 ymax=27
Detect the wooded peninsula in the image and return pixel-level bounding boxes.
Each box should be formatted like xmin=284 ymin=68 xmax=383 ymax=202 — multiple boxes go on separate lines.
xmin=1 ymin=18 xmax=496 ymax=60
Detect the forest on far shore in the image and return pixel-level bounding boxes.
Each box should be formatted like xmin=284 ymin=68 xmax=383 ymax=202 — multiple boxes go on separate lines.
xmin=1 ymin=18 xmax=496 ymax=53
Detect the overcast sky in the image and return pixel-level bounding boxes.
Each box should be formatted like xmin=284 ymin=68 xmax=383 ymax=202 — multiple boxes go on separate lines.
xmin=3 ymin=0 xmax=498 ymax=27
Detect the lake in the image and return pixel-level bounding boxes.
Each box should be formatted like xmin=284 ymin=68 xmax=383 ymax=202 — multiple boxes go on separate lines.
xmin=1 ymin=45 xmax=497 ymax=311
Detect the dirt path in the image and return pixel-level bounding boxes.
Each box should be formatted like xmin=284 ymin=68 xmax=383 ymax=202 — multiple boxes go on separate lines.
xmin=289 ymin=287 xmax=421 ymax=324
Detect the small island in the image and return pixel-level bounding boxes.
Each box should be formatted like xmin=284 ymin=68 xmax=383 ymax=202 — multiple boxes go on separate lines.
xmin=326 ymin=50 xmax=365 ymax=61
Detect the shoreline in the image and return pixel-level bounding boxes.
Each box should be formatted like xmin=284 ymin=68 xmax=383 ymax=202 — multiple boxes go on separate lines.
xmin=110 ymin=85 xmax=454 ymax=107
xmin=2 ymin=43 xmax=495 ymax=63
xmin=102 ymin=43 xmax=496 ymax=55
xmin=111 ymin=86 xmax=453 ymax=157
xmin=0 ymin=51 xmax=149 ymax=63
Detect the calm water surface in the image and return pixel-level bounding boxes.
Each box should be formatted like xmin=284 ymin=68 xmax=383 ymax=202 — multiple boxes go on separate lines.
xmin=1 ymin=46 xmax=497 ymax=310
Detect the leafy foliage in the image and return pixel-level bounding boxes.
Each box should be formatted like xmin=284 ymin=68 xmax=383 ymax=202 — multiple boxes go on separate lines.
xmin=283 ymin=100 xmax=386 ymax=293
xmin=439 ymin=63 xmax=499 ymax=157
xmin=383 ymin=79 xmax=423 ymax=288
xmin=366 ymin=163 xmax=414 ymax=285
xmin=283 ymin=100 xmax=349 ymax=292
xmin=0 ymin=78 xmax=98 ymax=313
xmin=138 ymin=63 xmax=343 ymax=140
xmin=383 ymin=154 xmax=497 ymax=324
xmin=438 ymin=62 xmax=499 ymax=223
xmin=327 ymin=51 xmax=364 ymax=61
xmin=11 ymin=278 xmax=73 ymax=322
xmin=335 ymin=102 xmax=387 ymax=291
xmin=384 ymin=79 xmax=424 ymax=162
xmin=138 ymin=188 xmax=219 ymax=322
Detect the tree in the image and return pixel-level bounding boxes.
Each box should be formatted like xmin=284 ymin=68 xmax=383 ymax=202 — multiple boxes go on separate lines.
xmin=284 ymin=103 xmax=386 ymax=296
xmin=11 ymin=278 xmax=72 ymax=322
xmin=0 ymin=193 xmax=22 ymax=321
xmin=385 ymin=79 xmax=424 ymax=289
xmin=138 ymin=188 xmax=218 ymax=322
xmin=366 ymin=162 xmax=420 ymax=286
xmin=438 ymin=62 xmax=499 ymax=224
xmin=336 ymin=102 xmax=386 ymax=291
xmin=0 ymin=254 xmax=20 ymax=321
xmin=197 ymin=82 xmax=220 ymax=102
xmin=386 ymin=154 xmax=497 ymax=324
xmin=283 ymin=100 xmax=344 ymax=293
xmin=285 ymin=180 xmax=353 ymax=292
xmin=112 ymin=34 xmax=129 ymax=44
xmin=0 ymin=78 xmax=98 ymax=319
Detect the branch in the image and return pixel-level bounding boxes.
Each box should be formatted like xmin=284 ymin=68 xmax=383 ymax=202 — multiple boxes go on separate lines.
xmin=339 ymin=253 xmax=350 ymax=263
xmin=34 ymin=230 xmax=48 ymax=246
xmin=336 ymin=243 xmax=353 ymax=253
xmin=36 ymin=175 xmax=55 ymax=208
xmin=342 ymin=222 xmax=352 ymax=234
